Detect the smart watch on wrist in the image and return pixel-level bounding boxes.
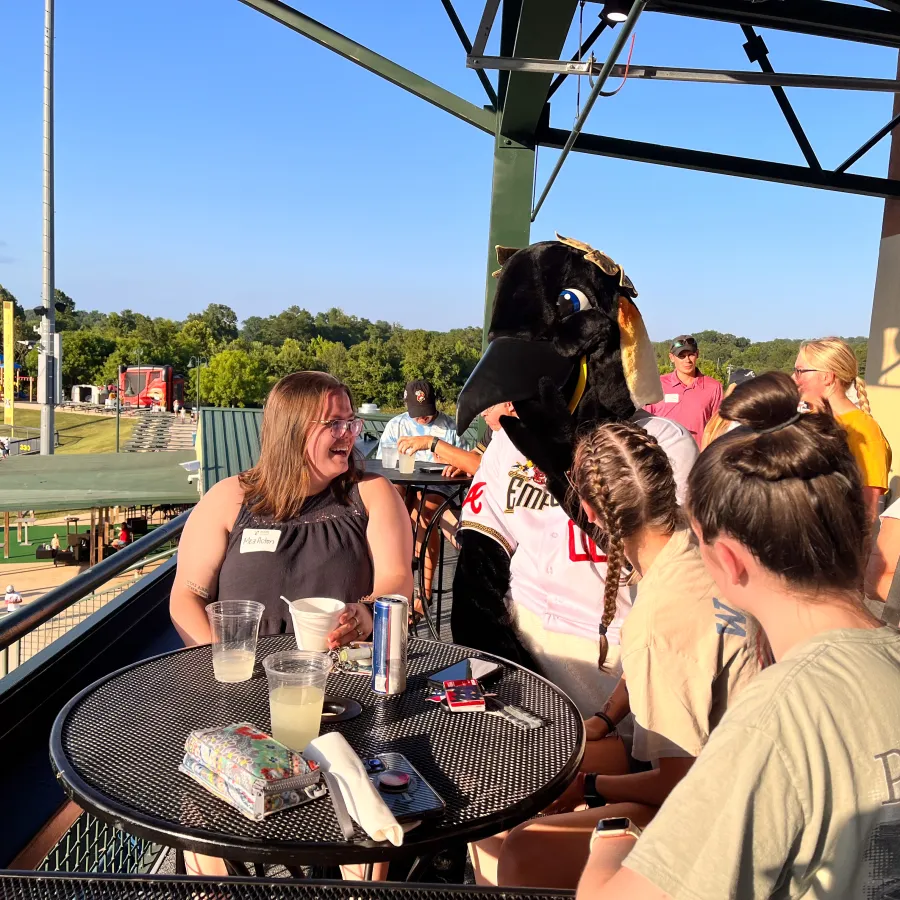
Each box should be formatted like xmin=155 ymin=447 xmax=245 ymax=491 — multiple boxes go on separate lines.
xmin=589 ymin=817 xmax=643 ymax=851
xmin=583 ymin=774 xmax=607 ymax=809
xmin=430 ymin=436 xmax=440 ymax=453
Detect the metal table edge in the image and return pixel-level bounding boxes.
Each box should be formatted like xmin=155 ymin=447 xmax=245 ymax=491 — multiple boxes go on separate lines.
xmin=49 ymin=640 xmax=586 ymax=865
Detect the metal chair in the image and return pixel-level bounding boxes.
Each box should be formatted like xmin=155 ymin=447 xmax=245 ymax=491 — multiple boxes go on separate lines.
xmin=412 ymin=489 xmax=465 ymax=641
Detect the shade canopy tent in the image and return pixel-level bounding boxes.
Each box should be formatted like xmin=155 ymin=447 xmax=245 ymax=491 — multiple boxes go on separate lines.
xmin=0 ymin=451 xmax=200 ymax=513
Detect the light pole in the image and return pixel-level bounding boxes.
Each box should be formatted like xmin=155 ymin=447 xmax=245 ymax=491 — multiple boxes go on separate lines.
xmin=39 ymin=0 xmax=56 ymax=455
xmin=189 ymin=356 xmax=208 ymax=412
xmin=115 ymin=363 xmax=125 ymax=453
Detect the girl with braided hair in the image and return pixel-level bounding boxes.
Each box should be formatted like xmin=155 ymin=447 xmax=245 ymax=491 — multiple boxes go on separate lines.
xmin=491 ymin=421 xmax=762 ymax=890
xmin=578 ymin=370 xmax=900 ymax=900
xmin=792 ymin=336 xmax=891 ymax=522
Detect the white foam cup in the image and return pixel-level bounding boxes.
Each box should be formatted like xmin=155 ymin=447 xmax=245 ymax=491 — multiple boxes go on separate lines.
xmin=289 ymin=596 xmax=346 ymax=651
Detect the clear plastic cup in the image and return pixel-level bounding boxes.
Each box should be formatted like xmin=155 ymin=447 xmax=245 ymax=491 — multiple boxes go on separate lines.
xmin=206 ymin=600 xmax=264 ymax=683
xmin=381 ymin=445 xmax=399 ymax=469
xmin=288 ymin=596 xmax=346 ymax=651
xmin=398 ymin=451 xmax=416 ymax=475
xmin=263 ymin=650 xmax=330 ymax=751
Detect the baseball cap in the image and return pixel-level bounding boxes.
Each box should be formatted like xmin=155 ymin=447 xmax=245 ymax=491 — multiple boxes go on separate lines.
xmin=670 ymin=335 xmax=699 ymax=355
xmin=728 ymin=368 xmax=756 ymax=387
xmin=404 ymin=379 xmax=437 ymax=418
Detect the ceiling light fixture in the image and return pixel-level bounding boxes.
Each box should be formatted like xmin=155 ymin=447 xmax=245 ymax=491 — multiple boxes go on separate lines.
xmin=601 ymin=0 xmax=629 ymax=23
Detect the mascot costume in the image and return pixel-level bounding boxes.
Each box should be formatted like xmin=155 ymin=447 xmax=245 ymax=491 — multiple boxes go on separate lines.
xmin=451 ymin=234 xmax=696 ymax=712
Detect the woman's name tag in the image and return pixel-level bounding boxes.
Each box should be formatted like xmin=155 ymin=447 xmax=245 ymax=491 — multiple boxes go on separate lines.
xmin=240 ymin=529 xmax=281 ymax=553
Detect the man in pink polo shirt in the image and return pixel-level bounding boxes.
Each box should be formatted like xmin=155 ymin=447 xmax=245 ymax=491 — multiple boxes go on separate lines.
xmin=644 ymin=334 xmax=723 ymax=445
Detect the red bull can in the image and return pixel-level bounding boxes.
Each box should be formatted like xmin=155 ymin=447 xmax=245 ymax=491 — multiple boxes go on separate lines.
xmin=371 ymin=595 xmax=408 ymax=695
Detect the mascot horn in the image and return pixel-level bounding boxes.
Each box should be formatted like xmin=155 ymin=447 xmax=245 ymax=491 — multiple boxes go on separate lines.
xmin=451 ymin=234 xmax=663 ymax=672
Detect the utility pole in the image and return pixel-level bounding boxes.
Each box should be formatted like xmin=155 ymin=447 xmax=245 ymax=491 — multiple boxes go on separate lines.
xmin=115 ymin=364 xmax=124 ymax=452
xmin=190 ymin=356 xmax=207 ymax=411
xmin=39 ymin=0 xmax=55 ymax=455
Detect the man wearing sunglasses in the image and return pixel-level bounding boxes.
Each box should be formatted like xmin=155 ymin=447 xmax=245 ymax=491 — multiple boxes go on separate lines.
xmin=643 ymin=336 xmax=722 ymax=447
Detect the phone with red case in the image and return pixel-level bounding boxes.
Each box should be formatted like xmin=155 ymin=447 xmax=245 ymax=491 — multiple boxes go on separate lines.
xmin=443 ymin=679 xmax=485 ymax=712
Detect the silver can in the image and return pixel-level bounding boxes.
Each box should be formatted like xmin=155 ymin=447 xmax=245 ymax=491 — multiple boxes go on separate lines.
xmin=371 ymin=594 xmax=408 ymax=695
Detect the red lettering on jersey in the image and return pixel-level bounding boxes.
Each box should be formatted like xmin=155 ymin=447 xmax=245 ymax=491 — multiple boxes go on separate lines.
xmin=568 ymin=520 xmax=607 ymax=563
xmin=463 ymin=482 xmax=487 ymax=515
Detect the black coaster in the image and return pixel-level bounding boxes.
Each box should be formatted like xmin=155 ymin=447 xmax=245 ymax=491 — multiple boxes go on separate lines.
xmin=321 ymin=696 xmax=363 ymax=722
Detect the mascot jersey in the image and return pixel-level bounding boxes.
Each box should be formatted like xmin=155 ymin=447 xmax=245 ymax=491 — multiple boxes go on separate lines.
xmin=459 ymin=416 xmax=697 ymax=646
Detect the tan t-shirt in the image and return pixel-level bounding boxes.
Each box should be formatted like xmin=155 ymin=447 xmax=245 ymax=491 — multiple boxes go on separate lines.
xmin=621 ymin=528 xmax=763 ymax=761
xmin=625 ymin=626 xmax=900 ymax=899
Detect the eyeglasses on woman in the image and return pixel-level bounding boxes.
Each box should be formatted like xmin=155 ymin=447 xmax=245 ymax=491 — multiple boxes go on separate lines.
xmin=315 ymin=417 xmax=365 ymax=439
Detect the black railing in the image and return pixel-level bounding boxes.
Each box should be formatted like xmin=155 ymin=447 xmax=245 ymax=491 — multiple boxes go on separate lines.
xmin=0 ymin=511 xmax=190 ymax=652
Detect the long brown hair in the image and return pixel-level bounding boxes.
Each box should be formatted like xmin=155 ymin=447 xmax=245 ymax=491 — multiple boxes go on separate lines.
xmin=572 ymin=422 xmax=682 ymax=668
xmin=238 ymin=371 xmax=362 ymax=521
xmin=688 ymin=377 xmax=868 ymax=593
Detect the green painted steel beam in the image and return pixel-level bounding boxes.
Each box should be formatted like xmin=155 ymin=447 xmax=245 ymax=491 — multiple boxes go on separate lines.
xmin=482 ymin=134 xmax=535 ymax=348
xmin=237 ymin=0 xmax=495 ymax=133
xmin=499 ymin=0 xmax=579 ymax=141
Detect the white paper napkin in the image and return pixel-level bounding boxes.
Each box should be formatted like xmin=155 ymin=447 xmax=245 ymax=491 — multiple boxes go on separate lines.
xmin=305 ymin=732 xmax=404 ymax=847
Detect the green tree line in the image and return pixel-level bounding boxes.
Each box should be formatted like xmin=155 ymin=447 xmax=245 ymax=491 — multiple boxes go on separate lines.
xmin=1 ymin=284 xmax=868 ymax=408
xmin=0 ymin=285 xmax=482 ymax=408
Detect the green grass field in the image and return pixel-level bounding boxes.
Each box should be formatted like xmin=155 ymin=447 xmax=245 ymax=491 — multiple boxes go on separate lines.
xmin=0 ymin=522 xmax=91 ymax=565
xmin=1 ymin=409 xmax=136 ymax=455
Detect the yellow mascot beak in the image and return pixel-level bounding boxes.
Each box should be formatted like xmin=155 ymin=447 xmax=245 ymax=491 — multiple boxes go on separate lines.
xmin=618 ymin=295 xmax=663 ymax=408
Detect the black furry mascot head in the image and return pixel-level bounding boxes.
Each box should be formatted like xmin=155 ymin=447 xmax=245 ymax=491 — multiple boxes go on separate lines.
xmin=457 ymin=234 xmax=662 ymax=507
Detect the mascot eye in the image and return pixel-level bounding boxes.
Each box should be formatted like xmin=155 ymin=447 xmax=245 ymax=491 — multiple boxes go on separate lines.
xmin=557 ymin=288 xmax=593 ymax=319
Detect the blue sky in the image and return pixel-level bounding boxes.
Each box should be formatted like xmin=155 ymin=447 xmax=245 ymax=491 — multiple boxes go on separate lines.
xmin=0 ymin=0 xmax=896 ymax=341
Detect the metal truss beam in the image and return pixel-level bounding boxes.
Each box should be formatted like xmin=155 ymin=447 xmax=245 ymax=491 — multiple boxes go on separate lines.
xmin=471 ymin=0 xmax=501 ymax=58
xmin=499 ymin=0 xmax=579 ymax=141
xmin=538 ymin=126 xmax=900 ymax=199
xmin=640 ymin=0 xmax=900 ymax=48
xmin=867 ymin=0 xmax=900 ymax=12
xmin=836 ymin=111 xmax=900 ymax=174
xmin=472 ymin=58 xmax=900 ymax=92
xmin=441 ymin=0 xmax=498 ymax=107
xmin=237 ymin=0 xmax=495 ymax=133
xmin=741 ymin=26 xmax=819 ymax=171
xmin=611 ymin=65 xmax=900 ymax=92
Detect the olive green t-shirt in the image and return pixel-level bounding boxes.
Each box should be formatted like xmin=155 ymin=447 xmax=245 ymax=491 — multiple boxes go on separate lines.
xmin=625 ymin=626 xmax=900 ymax=899
xmin=622 ymin=528 xmax=764 ymax=761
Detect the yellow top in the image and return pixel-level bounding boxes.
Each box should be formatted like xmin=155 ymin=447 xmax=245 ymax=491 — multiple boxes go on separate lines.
xmin=838 ymin=408 xmax=892 ymax=490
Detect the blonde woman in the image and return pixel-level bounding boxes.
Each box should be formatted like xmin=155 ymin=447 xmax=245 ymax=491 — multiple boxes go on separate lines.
xmin=792 ymin=337 xmax=891 ymax=520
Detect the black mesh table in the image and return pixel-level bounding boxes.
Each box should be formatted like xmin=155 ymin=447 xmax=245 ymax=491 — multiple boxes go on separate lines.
xmin=363 ymin=459 xmax=472 ymax=489
xmin=0 ymin=873 xmax=574 ymax=900
xmin=50 ymin=636 xmax=584 ymax=866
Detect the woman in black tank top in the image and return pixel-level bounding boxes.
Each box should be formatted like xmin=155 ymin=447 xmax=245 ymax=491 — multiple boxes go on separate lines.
xmin=169 ymin=372 xmax=413 ymax=647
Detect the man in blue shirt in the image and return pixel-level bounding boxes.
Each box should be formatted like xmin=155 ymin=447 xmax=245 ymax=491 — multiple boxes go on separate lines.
xmin=376 ymin=379 xmax=469 ymax=462
xmin=376 ymin=379 xmax=472 ymax=617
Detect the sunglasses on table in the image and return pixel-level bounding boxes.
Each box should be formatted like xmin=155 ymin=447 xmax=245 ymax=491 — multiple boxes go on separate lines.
xmin=315 ymin=417 xmax=365 ymax=439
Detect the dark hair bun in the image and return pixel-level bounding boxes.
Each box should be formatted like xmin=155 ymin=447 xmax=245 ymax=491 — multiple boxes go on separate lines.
xmin=719 ymin=371 xmax=799 ymax=431
xmin=689 ymin=371 xmax=868 ymax=593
